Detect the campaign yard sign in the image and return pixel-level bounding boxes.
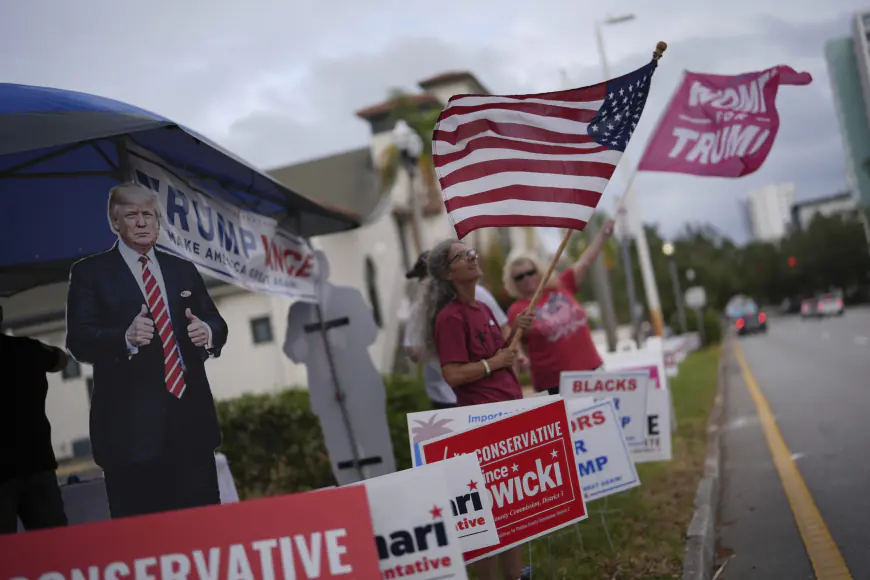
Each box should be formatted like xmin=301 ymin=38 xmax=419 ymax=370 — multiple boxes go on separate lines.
xmin=407 ymin=396 xmax=560 ymax=468
xmin=128 ymin=144 xmax=320 ymax=302
xmin=441 ymin=454 xmax=501 ymax=554
xmin=564 ymin=398 xmax=641 ymax=502
xmin=602 ymin=342 xmax=673 ymax=463
xmin=357 ymin=454 xmax=499 ymax=558
xmin=559 ymin=369 xmax=650 ymax=445
xmin=358 ymin=459 xmax=469 ymax=580
xmin=419 ymin=400 xmax=587 ymax=562
xmin=0 ymin=486 xmax=380 ymax=580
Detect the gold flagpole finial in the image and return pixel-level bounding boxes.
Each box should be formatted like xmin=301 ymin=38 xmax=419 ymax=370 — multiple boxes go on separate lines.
xmin=653 ymin=41 xmax=668 ymax=62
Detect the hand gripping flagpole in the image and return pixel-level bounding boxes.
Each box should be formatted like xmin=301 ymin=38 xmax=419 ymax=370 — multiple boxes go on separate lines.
xmin=506 ymin=41 xmax=668 ymax=351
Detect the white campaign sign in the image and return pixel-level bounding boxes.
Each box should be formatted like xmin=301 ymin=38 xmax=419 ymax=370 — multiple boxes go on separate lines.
xmin=129 ymin=144 xmax=320 ymax=301
xmin=559 ymin=370 xmax=650 ymax=445
xmin=565 ymin=398 xmax=641 ymax=501
xmin=357 ymin=459 xmax=468 ymax=580
xmin=407 ymin=396 xmax=560 ymax=468
xmin=601 ymin=341 xmax=673 ymax=463
xmin=441 ymin=454 xmax=500 ymax=554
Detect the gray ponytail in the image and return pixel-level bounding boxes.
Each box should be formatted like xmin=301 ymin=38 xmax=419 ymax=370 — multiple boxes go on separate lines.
xmin=417 ymin=238 xmax=457 ymax=361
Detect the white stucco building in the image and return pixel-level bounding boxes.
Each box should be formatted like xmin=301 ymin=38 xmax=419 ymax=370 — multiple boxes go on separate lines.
xmin=1 ymin=70 xmax=544 ymax=463
xmin=746 ymin=183 xmax=796 ymax=242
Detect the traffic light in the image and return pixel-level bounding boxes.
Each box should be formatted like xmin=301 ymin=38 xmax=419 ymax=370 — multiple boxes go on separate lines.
xmin=788 ymin=256 xmax=796 ymax=268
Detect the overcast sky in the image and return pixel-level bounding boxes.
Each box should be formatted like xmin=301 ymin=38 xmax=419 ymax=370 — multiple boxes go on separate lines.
xmin=2 ymin=0 xmax=866 ymax=243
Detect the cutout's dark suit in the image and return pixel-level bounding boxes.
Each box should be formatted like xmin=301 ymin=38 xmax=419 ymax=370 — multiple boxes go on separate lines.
xmin=66 ymin=242 xmax=227 ymax=518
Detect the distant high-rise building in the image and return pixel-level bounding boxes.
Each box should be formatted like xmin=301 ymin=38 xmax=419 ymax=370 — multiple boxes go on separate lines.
xmin=825 ymin=11 xmax=870 ymax=210
xmin=746 ymin=183 xmax=795 ymax=241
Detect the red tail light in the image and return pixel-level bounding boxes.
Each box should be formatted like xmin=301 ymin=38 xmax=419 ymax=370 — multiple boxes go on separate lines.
xmin=818 ymin=301 xmax=824 ymax=309
xmin=736 ymin=318 xmax=745 ymax=329
xmin=837 ymin=298 xmax=843 ymax=308
xmin=801 ymin=304 xmax=809 ymax=313
xmin=758 ymin=312 xmax=767 ymax=323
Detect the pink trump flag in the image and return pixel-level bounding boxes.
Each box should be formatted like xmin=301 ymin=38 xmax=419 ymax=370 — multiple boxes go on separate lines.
xmin=637 ymin=65 xmax=812 ymax=177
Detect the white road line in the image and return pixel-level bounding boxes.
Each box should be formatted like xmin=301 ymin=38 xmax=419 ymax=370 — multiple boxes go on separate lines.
xmin=855 ymin=336 xmax=868 ymax=345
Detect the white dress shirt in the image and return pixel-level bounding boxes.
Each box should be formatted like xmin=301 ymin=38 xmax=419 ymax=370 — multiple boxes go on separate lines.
xmin=403 ymin=284 xmax=509 ymax=404
xmin=118 ymin=240 xmax=212 ymax=356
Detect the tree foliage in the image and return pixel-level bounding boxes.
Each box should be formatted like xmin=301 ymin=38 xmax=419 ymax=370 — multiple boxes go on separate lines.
xmin=573 ymin=211 xmax=870 ymax=326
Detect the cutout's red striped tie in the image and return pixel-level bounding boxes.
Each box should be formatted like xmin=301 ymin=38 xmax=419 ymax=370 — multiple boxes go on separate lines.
xmin=139 ymin=256 xmax=186 ymax=398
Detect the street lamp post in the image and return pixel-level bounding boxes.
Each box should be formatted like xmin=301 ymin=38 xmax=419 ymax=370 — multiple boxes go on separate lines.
xmin=595 ymin=13 xmax=667 ymax=338
xmin=616 ymin=198 xmax=642 ymax=343
xmin=391 ymin=120 xmax=426 ymax=255
xmin=583 ymin=15 xmax=637 ymax=353
xmin=662 ymin=242 xmax=688 ymax=334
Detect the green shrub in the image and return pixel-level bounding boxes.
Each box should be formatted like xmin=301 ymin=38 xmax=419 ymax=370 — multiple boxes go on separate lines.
xmin=683 ymin=308 xmax=723 ymax=346
xmin=215 ymin=374 xmax=431 ymax=500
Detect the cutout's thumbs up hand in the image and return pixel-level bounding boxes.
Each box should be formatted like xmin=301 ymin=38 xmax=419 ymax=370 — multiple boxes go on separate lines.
xmin=126 ymin=304 xmax=154 ymax=347
xmin=186 ymin=308 xmax=209 ymax=347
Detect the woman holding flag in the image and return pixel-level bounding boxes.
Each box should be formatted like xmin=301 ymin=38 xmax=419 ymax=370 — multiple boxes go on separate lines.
xmin=418 ymin=238 xmax=533 ymax=580
xmin=503 ymin=220 xmax=615 ymax=396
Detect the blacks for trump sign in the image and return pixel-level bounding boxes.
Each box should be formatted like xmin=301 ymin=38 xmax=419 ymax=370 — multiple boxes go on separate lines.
xmin=128 ymin=144 xmax=319 ymax=301
xmin=420 ymin=400 xmax=587 ymax=562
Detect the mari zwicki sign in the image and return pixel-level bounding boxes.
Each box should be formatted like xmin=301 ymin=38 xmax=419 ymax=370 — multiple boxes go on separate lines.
xmin=419 ymin=400 xmax=587 ymax=563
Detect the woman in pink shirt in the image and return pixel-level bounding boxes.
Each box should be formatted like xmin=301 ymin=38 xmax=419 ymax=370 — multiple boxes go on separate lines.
xmin=504 ymin=220 xmax=615 ymax=395
xmin=417 ymin=238 xmax=533 ymax=579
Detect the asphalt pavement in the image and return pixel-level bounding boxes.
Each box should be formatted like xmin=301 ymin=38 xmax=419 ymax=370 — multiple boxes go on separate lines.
xmin=718 ymin=306 xmax=870 ymax=579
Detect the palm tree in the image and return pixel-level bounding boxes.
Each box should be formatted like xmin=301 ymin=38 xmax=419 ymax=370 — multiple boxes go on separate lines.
xmin=377 ymin=90 xmax=444 ymax=255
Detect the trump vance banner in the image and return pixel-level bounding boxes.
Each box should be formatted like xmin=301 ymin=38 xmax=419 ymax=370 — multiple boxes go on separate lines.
xmin=128 ymin=144 xmax=319 ymax=301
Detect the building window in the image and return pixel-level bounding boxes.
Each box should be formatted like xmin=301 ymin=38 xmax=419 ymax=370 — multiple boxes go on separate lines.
xmin=85 ymin=377 xmax=94 ymax=403
xmin=365 ymin=256 xmax=383 ymax=328
xmin=250 ymin=316 xmax=274 ymax=344
xmin=62 ymin=357 xmax=81 ymax=380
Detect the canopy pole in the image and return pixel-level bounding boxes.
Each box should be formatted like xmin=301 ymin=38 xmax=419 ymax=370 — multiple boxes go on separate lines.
xmin=115 ymin=137 xmax=134 ymax=181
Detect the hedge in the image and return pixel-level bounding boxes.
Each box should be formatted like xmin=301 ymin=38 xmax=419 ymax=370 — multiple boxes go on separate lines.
xmin=683 ymin=307 xmax=723 ymax=345
xmin=215 ymin=374 xmax=431 ymax=500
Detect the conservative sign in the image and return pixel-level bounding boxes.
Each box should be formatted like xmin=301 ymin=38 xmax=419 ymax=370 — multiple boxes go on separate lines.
xmin=0 ymin=486 xmax=380 ymax=579
xmin=407 ymin=396 xmax=560 ymax=468
xmin=420 ymin=400 xmax=587 ymax=563
xmin=129 ymin=144 xmax=319 ymax=301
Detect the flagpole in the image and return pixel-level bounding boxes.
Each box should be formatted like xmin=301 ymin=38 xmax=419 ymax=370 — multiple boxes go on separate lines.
xmin=610 ymin=42 xmax=669 ymax=339
xmin=508 ymin=41 xmax=668 ymax=350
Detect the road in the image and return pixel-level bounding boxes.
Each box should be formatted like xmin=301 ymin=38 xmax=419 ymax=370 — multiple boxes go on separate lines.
xmin=718 ymin=306 xmax=870 ymax=579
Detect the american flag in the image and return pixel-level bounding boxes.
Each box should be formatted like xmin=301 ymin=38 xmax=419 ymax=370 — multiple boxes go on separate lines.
xmin=432 ymin=60 xmax=657 ymax=239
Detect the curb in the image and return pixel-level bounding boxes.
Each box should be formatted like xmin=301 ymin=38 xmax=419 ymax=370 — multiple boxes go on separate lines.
xmin=681 ymin=342 xmax=728 ymax=580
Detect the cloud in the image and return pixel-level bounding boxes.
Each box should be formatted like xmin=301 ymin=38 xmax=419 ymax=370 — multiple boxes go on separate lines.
xmin=1 ymin=0 xmax=864 ymax=243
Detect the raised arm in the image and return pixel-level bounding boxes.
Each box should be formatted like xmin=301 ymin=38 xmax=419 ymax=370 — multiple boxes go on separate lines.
xmin=569 ymin=219 xmax=615 ymax=290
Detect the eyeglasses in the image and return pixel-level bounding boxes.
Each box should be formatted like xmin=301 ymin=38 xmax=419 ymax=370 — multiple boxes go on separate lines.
xmin=449 ymin=249 xmax=478 ymax=264
xmin=513 ymin=268 xmax=537 ymax=282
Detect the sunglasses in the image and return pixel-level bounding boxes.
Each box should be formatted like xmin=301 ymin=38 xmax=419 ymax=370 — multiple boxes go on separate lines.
xmin=513 ymin=268 xmax=537 ymax=282
xmin=450 ymin=249 xmax=478 ymax=264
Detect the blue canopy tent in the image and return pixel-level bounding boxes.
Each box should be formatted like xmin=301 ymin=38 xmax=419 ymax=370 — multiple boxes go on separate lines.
xmin=0 ymin=83 xmax=360 ymax=297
